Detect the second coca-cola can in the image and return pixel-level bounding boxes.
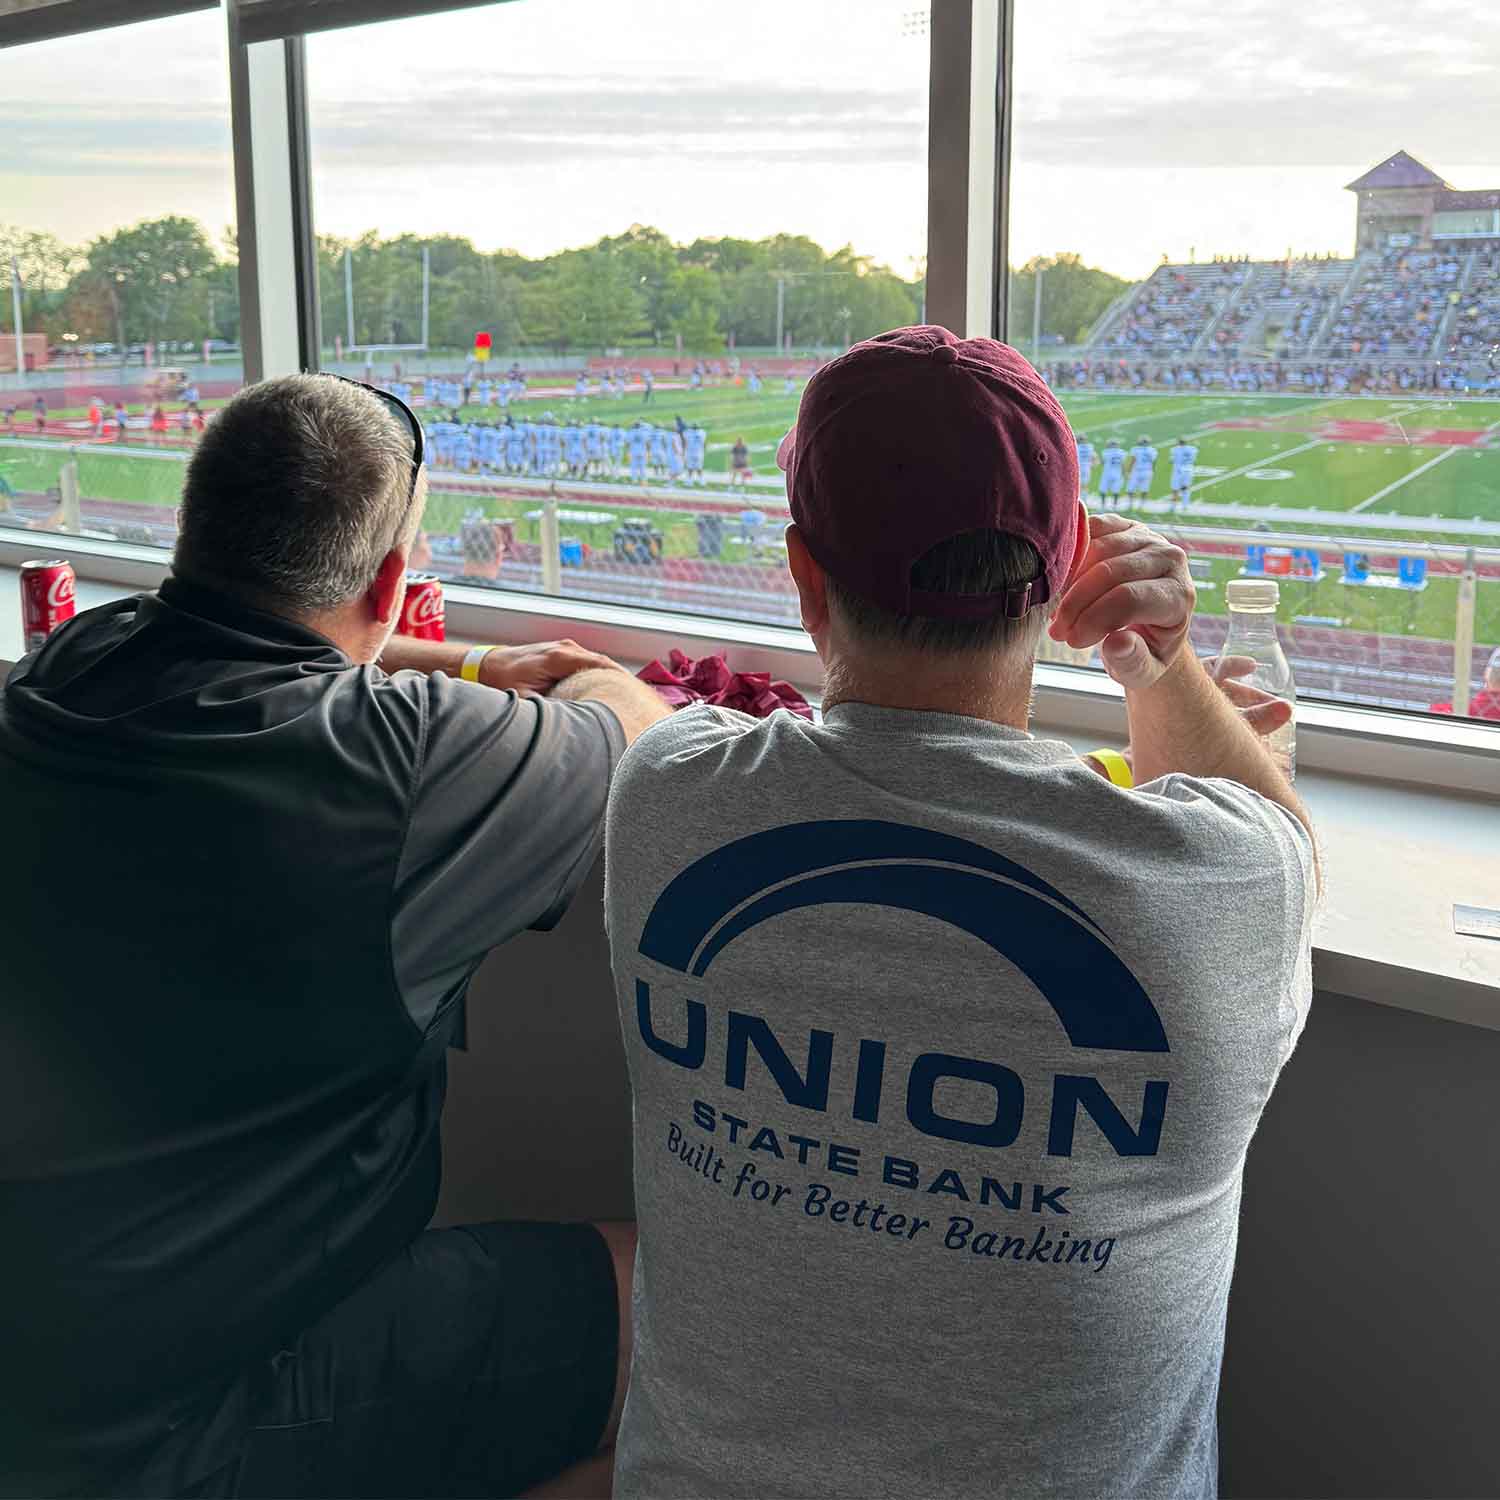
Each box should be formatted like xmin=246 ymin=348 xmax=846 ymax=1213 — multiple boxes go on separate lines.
xmin=20 ymin=558 xmax=77 ymax=653
xmin=400 ymin=572 xmax=445 ymax=640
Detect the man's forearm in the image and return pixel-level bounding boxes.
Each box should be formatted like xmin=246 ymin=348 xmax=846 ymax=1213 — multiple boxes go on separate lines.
xmin=377 ymin=635 xmax=489 ymax=683
xmin=377 ymin=636 xmax=597 ymax=697
xmin=552 ymin=667 xmax=671 ymax=746
xmin=1125 ymin=651 xmax=1313 ymax=840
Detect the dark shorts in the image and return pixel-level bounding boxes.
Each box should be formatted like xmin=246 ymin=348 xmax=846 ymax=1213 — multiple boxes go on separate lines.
xmin=171 ymin=1222 xmax=617 ymax=1500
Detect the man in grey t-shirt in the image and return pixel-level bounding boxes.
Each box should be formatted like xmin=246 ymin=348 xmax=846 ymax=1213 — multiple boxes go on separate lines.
xmin=604 ymin=327 xmax=1317 ymax=1499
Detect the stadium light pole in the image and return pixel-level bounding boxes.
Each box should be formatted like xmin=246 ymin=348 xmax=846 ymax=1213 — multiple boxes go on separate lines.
xmin=10 ymin=256 xmax=24 ymax=384
xmin=1032 ymin=262 xmax=1044 ymax=361
xmin=421 ymin=245 xmax=431 ymax=354
xmin=773 ymin=268 xmax=854 ymax=353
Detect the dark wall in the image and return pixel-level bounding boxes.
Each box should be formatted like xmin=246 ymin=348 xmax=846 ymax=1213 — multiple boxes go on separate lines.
xmin=1219 ymin=989 xmax=1500 ymax=1500
xmin=434 ymin=858 xmax=635 ymax=1225
xmin=436 ymin=863 xmax=1500 ymax=1499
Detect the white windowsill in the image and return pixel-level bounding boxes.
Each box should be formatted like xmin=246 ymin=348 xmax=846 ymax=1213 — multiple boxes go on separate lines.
xmin=3 ymin=533 xmax=1497 ymax=1032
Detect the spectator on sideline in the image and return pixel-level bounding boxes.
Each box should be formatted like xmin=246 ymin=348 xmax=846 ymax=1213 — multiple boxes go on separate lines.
xmin=604 ymin=326 xmax=1318 ymax=1499
xmin=729 ymin=435 xmax=752 ymax=488
xmin=1434 ymin=644 xmax=1500 ymax=721
xmin=0 ymin=374 xmax=668 ymax=1498
xmin=1474 ymin=646 xmax=1500 ymax=719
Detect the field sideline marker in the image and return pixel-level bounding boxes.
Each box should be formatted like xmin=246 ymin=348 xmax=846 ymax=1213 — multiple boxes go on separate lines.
xmin=1348 ymin=416 xmax=1500 ymax=515
xmin=1349 ymin=448 xmax=1460 ymax=514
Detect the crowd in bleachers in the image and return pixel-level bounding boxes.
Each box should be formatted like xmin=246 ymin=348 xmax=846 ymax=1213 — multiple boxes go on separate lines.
xmin=1445 ymin=249 xmax=1500 ymax=357
xmin=1083 ymin=244 xmax=1500 ymax=380
xmin=1042 ymin=356 xmax=1500 ymax=394
xmin=1234 ymin=259 xmax=1344 ymax=351
xmin=1322 ymin=249 xmax=1463 ymax=357
xmin=1098 ymin=264 xmax=1247 ymax=352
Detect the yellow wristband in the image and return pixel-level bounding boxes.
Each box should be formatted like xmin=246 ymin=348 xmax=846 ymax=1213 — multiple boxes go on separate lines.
xmin=460 ymin=645 xmax=498 ymax=683
xmin=1086 ymin=748 xmax=1134 ymax=788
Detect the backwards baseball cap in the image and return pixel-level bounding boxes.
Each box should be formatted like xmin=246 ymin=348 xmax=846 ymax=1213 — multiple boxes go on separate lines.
xmin=777 ymin=324 xmax=1080 ymax=620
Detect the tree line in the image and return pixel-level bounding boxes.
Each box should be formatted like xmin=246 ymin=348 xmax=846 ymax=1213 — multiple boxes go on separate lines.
xmin=1 ymin=218 xmax=239 ymax=354
xmin=2 ymin=217 xmax=1129 ymax=356
xmin=320 ymin=224 xmax=930 ymax=354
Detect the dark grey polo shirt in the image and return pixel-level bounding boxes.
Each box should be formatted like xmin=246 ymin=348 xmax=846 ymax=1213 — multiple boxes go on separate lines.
xmin=0 ymin=574 xmax=623 ymax=1494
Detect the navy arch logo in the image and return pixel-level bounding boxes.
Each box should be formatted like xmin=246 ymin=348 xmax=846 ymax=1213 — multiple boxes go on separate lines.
xmin=633 ymin=820 xmax=1171 ymax=1159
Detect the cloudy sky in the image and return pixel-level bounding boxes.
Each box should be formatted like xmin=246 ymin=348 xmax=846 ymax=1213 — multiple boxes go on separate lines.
xmin=2 ymin=0 xmax=1498 ymax=281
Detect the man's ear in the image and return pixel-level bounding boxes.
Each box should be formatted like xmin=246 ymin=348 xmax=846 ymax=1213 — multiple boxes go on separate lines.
xmin=1062 ymin=499 xmax=1091 ymax=588
xmin=785 ymin=523 xmax=829 ymax=638
xmin=368 ymin=547 xmax=409 ymax=630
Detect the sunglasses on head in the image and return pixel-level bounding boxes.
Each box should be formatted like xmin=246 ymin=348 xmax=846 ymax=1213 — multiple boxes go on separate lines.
xmin=322 ymin=373 xmax=425 ymax=508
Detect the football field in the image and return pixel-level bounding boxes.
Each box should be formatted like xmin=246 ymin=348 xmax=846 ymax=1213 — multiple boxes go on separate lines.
xmin=1058 ymin=390 xmax=1500 ymax=532
xmin=3 ymin=384 xmax=1498 ymax=649
xmin=10 ymin=384 xmax=1497 ymax=526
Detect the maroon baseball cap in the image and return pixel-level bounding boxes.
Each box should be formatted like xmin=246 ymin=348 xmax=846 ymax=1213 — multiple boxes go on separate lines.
xmin=777 ymin=324 xmax=1080 ymax=619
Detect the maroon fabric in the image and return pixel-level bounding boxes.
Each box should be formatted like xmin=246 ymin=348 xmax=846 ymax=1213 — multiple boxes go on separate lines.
xmin=777 ymin=324 xmax=1080 ymax=620
xmin=638 ymin=650 xmax=813 ymax=720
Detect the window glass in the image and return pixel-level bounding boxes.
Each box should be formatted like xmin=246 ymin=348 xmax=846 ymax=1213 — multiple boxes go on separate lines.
xmin=0 ymin=11 xmax=241 ymax=550
xmin=1012 ymin=1 xmax=1500 ymax=723
xmin=305 ymin=0 xmax=927 ymax=629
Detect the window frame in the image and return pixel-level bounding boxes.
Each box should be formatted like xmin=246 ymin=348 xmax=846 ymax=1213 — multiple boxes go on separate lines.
xmin=3 ymin=522 xmax=1494 ymax=797
xmin=3 ymin=0 xmax=1494 ymax=792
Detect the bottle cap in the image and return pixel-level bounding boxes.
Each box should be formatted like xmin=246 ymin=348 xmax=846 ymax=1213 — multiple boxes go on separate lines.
xmin=1225 ymin=579 xmax=1280 ymax=609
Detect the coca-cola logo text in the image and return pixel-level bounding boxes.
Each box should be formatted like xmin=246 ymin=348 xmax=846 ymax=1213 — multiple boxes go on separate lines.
xmin=48 ymin=572 xmax=76 ymax=610
xmin=403 ymin=589 xmax=444 ymax=630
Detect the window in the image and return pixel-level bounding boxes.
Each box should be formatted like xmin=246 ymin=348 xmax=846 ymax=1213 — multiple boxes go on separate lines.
xmin=1010 ymin=1 xmax=1500 ymax=724
xmin=304 ymin=0 xmax=927 ymax=629
xmin=0 ymin=10 xmax=242 ymax=551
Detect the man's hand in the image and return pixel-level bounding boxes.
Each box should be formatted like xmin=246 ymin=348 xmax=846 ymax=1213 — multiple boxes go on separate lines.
xmin=1206 ymin=654 xmax=1293 ymax=738
xmin=480 ymin=639 xmax=622 ymax=696
xmin=1048 ymin=514 xmax=1195 ymax=690
xmin=1085 ymin=654 xmax=1293 ymax=780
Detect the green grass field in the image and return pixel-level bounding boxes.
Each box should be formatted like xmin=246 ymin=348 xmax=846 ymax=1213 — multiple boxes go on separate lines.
xmin=1061 ymin=391 xmax=1500 ymax=519
xmin=4 ymin=384 xmax=1497 ymax=644
xmin=447 ymin=384 xmax=1500 ymax=526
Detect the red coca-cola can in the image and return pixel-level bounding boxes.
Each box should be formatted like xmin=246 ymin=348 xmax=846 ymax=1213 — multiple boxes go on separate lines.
xmin=400 ymin=572 xmax=445 ymax=640
xmin=20 ymin=559 xmax=77 ymax=653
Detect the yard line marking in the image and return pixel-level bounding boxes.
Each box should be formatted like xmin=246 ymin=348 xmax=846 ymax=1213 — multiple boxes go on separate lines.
xmin=0 ymin=436 xmax=187 ymax=463
xmin=1348 ymin=448 xmax=1459 ymax=513
xmin=1068 ymin=394 xmax=1337 ymax=447
xmin=1065 ymin=400 xmax=1210 ymax=437
xmin=1349 ymin=415 xmax=1500 ymax=514
xmin=1180 ymin=400 xmax=1429 ymax=508
xmin=1188 ymin=437 xmax=1331 ymax=494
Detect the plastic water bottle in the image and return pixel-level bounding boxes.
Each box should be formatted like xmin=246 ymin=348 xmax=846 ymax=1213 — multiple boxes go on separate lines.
xmin=1216 ymin=578 xmax=1296 ymax=780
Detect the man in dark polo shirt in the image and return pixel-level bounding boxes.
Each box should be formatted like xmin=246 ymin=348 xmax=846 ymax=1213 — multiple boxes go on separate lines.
xmin=0 ymin=375 xmax=668 ymax=1499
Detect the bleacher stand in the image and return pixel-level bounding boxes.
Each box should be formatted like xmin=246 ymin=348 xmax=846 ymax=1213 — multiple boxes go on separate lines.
xmin=1321 ymin=249 xmax=1462 ymax=357
xmin=1093 ymin=263 xmax=1247 ymax=354
xmin=1445 ymin=249 xmax=1500 ymax=358
xmin=1213 ymin=258 xmax=1350 ymax=355
xmin=1077 ymin=246 xmax=1499 ymax=391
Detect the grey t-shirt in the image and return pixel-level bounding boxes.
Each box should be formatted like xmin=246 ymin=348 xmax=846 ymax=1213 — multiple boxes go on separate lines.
xmin=604 ymin=702 xmax=1315 ymax=1500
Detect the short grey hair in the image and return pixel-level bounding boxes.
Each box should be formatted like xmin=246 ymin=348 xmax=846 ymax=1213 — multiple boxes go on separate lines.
xmin=174 ymin=374 xmax=420 ymax=612
xmin=825 ymin=528 xmax=1048 ymax=656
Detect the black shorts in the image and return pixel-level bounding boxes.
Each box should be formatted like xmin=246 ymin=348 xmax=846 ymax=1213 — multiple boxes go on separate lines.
xmin=169 ymin=1222 xmax=617 ymax=1500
